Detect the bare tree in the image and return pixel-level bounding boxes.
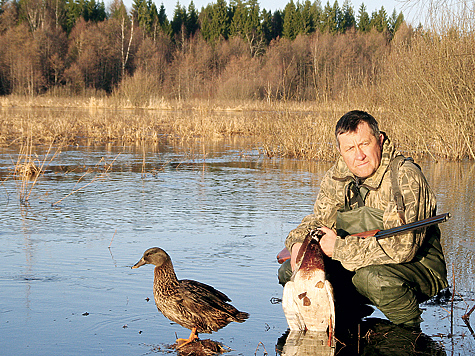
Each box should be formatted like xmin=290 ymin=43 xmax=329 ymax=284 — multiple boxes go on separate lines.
xmin=121 ymin=17 xmax=134 ymax=78
xmin=20 ymin=0 xmax=46 ymax=32
xmin=401 ymin=0 xmax=475 ymax=31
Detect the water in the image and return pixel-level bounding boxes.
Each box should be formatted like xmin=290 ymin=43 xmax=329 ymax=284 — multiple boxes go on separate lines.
xmin=1 ymin=139 xmax=474 ymax=356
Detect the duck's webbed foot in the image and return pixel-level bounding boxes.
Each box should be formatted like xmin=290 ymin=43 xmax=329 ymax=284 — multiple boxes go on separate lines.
xmin=176 ymin=327 xmax=199 ymax=348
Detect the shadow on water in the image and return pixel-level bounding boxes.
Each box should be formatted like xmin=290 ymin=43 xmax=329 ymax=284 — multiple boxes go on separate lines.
xmin=276 ymin=318 xmax=446 ymax=356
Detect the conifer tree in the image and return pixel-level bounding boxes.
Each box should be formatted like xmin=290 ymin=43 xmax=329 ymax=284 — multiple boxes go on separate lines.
xmin=211 ymin=0 xmax=229 ymax=41
xmin=357 ymin=3 xmax=370 ymax=32
xmin=388 ymin=9 xmax=403 ymax=35
xmin=245 ymin=0 xmax=263 ymax=56
xmin=299 ymin=0 xmax=315 ymax=34
xmin=307 ymin=0 xmax=322 ymax=34
xmin=64 ymin=0 xmax=82 ymax=33
xmin=340 ymin=0 xmax=355 ymax=32
xmin=282 ymin=0 xmax=297 ymax=39
xmin=171 ymin=2 xmax=186 ymax=38
xmin=271 ymin=9 xmax=283 ymax=39
xmin=199 ymin=4 xmax=213 ymax=41
xmin=246 ymin=0 xmax=261 ymax=36
xmin=132 ymin=0 xmax=151 ymax=32
xmin=261 ymin=8 xmax=273 ymax=42
xmin=371 ymin=6 xmax=388 ymax=33
xmin=186 ymin=1 xmax=199 ymax=37
xmin=229 ymin=0 xmax=245 ymax=37
xmin=321 ymin=0 xmax=339 ymax=34
xmin=157 ymin=3 xmax=170 ymax=34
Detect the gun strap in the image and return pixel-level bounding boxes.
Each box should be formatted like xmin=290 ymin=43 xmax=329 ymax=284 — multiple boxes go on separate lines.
xmin=390 ymin=155 xmax=416 ymax=225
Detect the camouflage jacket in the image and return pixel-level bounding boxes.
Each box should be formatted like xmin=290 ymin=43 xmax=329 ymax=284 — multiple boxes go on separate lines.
xmin=285 ymin=134 xmax=445 ymax=273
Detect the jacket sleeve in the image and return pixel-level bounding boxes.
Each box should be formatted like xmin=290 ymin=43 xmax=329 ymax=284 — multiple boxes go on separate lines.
xmin=284 ymin=169 xmax=342 ymax=252
xmin=332 ymin=162 xmax=437 ymax=271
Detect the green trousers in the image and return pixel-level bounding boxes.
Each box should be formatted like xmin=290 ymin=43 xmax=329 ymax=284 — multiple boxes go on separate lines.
xmin=278 ymin=257 xmax=446 ymax=326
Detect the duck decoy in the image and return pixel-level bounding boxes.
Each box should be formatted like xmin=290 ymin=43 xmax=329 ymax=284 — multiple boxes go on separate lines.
xmin=132 ymin=247 xmax=249 ymax=347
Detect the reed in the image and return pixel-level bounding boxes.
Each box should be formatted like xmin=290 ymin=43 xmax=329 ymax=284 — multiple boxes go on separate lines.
xmin=1 ymin=97 xmax=472 ymax=162
xmin=12 ymin=137 xmax=60 ymax=204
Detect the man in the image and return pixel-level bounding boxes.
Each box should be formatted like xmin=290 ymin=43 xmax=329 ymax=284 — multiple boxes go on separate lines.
xmin=279 ymin=110 xmax=448 ymax=327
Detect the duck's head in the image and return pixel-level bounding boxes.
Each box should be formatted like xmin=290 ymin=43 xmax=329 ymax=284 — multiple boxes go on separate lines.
xmin=132 ymin=247 xmax=170 ymax=269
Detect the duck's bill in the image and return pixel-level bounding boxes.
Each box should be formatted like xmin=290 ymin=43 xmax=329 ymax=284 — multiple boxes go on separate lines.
xmin=132 ymin=258 xmax=146 ymax=269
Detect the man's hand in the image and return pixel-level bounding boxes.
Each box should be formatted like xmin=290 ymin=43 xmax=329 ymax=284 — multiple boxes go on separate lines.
xmin=318 ymin=226 xmax=337 ymax=257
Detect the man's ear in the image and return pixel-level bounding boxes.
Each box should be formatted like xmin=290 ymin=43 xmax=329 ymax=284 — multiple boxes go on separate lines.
xmin=379 ymin=133 xmax=384 ymax=148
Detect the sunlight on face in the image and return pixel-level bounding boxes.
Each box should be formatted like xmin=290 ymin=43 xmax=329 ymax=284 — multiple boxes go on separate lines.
xmin=337 ymin=122 xmax=384 ymax=179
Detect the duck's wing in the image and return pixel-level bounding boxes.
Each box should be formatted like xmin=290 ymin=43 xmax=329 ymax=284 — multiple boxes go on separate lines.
xmin=180 ymin=279 xmax=232 ymax=303
xmin=179 ymin=279 xmax=248 ymax=323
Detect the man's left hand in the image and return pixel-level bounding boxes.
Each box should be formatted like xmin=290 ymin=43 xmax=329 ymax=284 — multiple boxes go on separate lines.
xmin=318 ymin=226 xmax=337 ymax=257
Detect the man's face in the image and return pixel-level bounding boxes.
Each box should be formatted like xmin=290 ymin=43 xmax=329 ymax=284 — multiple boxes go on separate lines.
xmin=337 ymin=122 xmax=384 ymax=178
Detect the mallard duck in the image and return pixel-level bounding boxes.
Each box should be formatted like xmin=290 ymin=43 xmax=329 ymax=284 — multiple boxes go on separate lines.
xmin=281 ymin=231 xmax=335 ymax=344
xmin=132 ymin=247 xmax=249 ymax=347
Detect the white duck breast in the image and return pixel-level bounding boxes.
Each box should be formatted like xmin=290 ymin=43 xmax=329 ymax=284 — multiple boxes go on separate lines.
xmin=282 ymin=232 xmax=335 ymax=336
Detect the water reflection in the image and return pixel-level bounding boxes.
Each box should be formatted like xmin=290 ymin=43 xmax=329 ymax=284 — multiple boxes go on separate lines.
xmin=276 ymin=330 xmax=335 ymax=356
xmin=0 ymin=140 xmax=474 ymax=355
xmin=276 ymin=318 xmax=446 ymax=356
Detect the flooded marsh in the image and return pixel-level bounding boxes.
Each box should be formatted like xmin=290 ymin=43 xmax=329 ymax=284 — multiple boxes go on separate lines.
xmin=1 ymin=116 xmax=475 ymax=355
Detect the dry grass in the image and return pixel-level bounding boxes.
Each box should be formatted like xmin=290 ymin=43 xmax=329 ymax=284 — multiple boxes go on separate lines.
xmin=0 ymin=101 xmax=350 ymax=161
xmin=11 ymin=137 xmax=60 ymax=204
xmin=1 ymin=94 xmax=473 ymax=162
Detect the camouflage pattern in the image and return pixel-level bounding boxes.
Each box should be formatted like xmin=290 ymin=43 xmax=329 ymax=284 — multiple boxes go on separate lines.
xmin=285 ymin=134 xmax=447 ymax=280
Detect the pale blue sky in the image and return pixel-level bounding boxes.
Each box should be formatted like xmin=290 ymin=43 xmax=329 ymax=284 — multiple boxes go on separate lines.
xmin=118 ymin=0 xmax=421 ymax=25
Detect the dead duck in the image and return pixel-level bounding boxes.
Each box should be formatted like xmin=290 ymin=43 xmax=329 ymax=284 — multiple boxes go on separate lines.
xmin=281 ymin=231 xmax=335 ymax=343
xmin=132 ymin=247 xmax=249 ymax=347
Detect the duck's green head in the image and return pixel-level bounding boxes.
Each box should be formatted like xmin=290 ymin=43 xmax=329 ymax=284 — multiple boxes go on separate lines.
xmin=132 ymin=247 xmax=170 ymax=269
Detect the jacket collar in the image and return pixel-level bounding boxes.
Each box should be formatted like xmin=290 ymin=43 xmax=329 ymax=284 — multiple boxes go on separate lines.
xmin=332 ymin=132 xmax=398 ymax=190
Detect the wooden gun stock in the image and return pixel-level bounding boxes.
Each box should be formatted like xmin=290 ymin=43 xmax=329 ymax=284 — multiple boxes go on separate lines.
xmin=277 ymin=248 xmax=291 ymax=264
xmin=276 ymin=212 xmax=451 ymax=264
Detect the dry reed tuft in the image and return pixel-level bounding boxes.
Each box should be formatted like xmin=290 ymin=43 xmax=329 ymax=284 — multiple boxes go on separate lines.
xmin=15 ymin=160 xmax=43 ymax=179
xmin=12 ymin=137 xmax=60 ymax=204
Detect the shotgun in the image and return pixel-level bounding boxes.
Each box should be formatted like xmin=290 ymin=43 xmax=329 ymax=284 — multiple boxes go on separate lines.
xmin=277 ymin=212 xmax=451 ymax=264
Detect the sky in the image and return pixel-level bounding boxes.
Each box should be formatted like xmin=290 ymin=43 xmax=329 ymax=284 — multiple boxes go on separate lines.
xmin=118 ymin=0 xmax=421 ymax=25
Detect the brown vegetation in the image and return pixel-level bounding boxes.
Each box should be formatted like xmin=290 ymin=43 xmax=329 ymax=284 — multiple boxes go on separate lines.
xmin=1 ymin=18 xmax=475 ymax=161
xmin=380 ymin=26 xmax=475 ymax=160
xmin=11 ymin=138 xmax=59 ymax=204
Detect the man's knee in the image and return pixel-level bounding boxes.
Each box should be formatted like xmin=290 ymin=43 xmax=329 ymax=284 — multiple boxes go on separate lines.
xmin=352 ymin=265 xmax=387 ymax=305
xmin=352 ymin=265 xmax=422 ymax=325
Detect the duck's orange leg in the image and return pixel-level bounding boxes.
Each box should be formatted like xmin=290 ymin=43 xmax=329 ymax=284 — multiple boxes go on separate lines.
xmin=176 ymin=327 xmax=198 ymax=348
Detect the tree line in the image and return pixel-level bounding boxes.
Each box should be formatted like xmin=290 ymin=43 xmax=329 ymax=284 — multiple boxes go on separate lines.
xmin=0 ymin=0 xmax=406 ymax=97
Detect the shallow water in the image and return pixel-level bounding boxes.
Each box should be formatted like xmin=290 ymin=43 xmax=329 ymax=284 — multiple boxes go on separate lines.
xmin=0 ymin=139 xmax=474 ymax=356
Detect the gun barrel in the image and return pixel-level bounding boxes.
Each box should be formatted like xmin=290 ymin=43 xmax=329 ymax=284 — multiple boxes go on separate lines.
xmin=374 ymin=212 xmax=451 ymax=240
